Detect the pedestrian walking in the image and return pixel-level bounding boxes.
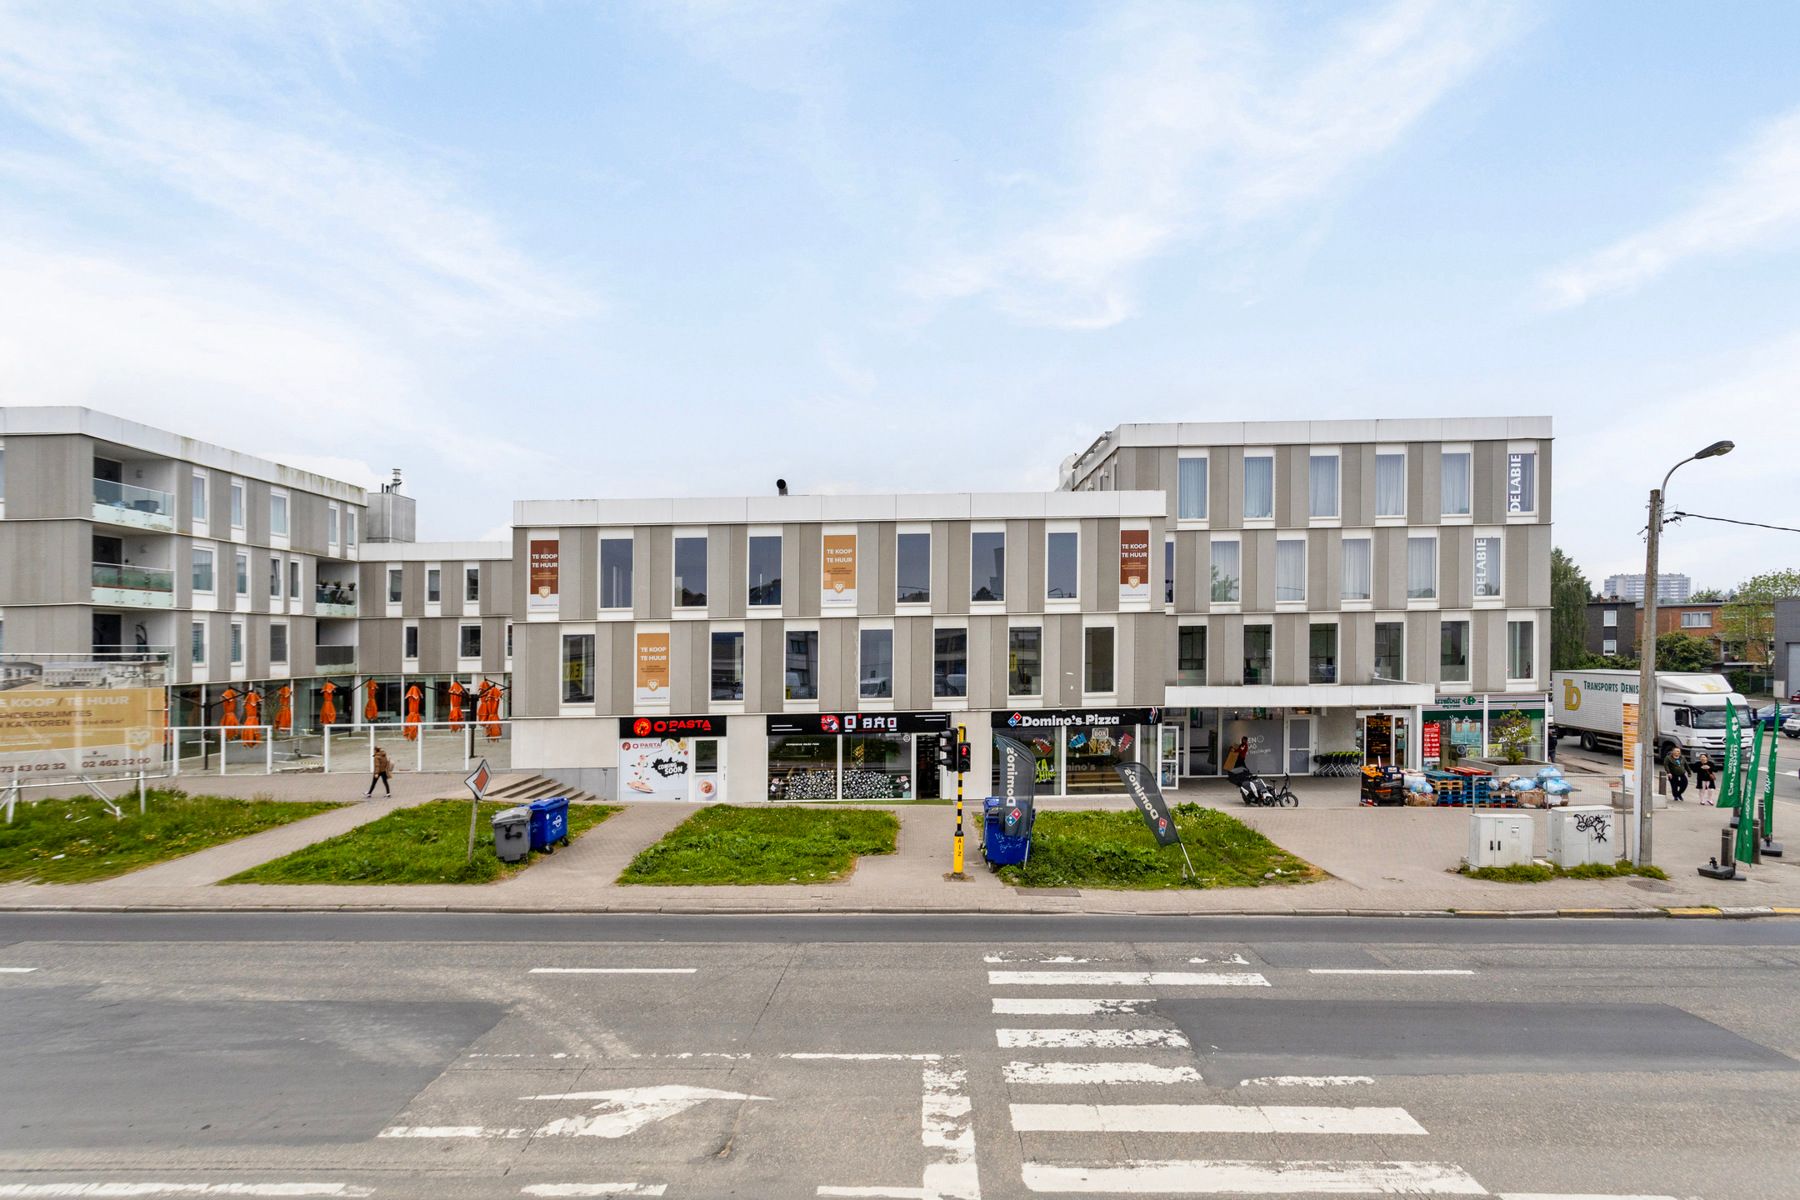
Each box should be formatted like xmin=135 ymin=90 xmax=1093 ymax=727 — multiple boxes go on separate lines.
xmin=1665 ymin=747 xmax=1689 ymax=803
xmin=366 ymin=745 xmax=393 ymax=797
xmin=1694 ymin=753 xmax=1716 ymax=795
xmin=1223 ymin=736 xmax=1250 ymax=772
xmin=1547 ymin=726 xmax=1559 ymax=763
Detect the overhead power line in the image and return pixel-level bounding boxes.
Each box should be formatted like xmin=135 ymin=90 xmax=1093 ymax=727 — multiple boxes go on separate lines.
xmin=1665 ymin=510 xmax=1800 ymax=535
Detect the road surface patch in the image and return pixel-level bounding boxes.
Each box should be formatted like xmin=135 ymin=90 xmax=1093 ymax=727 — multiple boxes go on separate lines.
xmin=518 ymin=1185 xmax=667 ymax=1196
xmin=0 ymin=1187 xmax=375 ymax=1198
xmin=528 ymin=968 xmax=696 ymax=975
xmin=1306 ymin=969 xmax=1474 ymax=976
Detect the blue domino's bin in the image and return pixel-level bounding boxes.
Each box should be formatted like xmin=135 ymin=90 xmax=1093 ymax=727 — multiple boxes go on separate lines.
xmin=527 ymin=796 xmax=571 ymax=853
xmin=981 ymin=796 xmax=1034 ymax=867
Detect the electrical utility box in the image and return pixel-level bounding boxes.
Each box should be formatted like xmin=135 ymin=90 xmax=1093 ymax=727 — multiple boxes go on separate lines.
xmin=1468 ymin=812 xmax=1535 ymax=868
xmin=1547 ymin=805 xmax=1621 ymax=868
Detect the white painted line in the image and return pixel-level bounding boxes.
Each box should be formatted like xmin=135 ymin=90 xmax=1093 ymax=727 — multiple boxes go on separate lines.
xmin=818 ymin=1189 xmax=930 ymax=1199
xmin=1238 ymin=1076 xmax=1375 ymax=1088
xmin=522 ymin=1086 xmax=768 ymax=1138
xmin=0 ymin=1187 xmax=375 ymax=1198
xmin=1497 ymin=1195 xmax=1679 ymax=1200
xmin=1009 ymin=1104 xmax=1427 ymax=1135
xmin=993 ymin=998 xmax=1153 ymax=1015
xmin=785 ymin=1052 xmax=941 ymax=1061
xmin=0 ymin=967 xmax=38 ymax=973
xmin=999 ymin=1028 xmax=1189 ymax=1049
xmin=921 ymin=1058 xmax=980 ymax=1200
xmin=1188 ymin=955 xmax=1250 ymax=965
xmin=521 ymin=1187 xmax=667 ymax=1198
xmin=990 ymin=970 xmax=1268 ymax=987
xmin=529 ymin=968 xmax=697 ymax=975
xmin=1307 ymin=969 xmax=1475 ymax=977
xmin=1004 ymin=1062 xmax=1204 ymax=1086
xmin=1021 ymin=1159 xmax=1487 ymax=1194
xmin=380 ymin=1125 xmax=524 ymax=1139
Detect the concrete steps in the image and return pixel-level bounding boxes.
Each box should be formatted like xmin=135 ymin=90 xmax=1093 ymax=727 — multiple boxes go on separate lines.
xmin=489 ymin=774 xmax=603 ymax=805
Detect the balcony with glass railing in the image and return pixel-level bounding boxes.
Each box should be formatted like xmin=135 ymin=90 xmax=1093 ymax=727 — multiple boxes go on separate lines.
xmin=315 ymin=644 xmax=358 ymax=672
xmin=315 ymin=581 xmax=359 ymax=618
xmin=92 ymin=478 xmax=175 ymax=531
xmin=93 ymin=562 xmax=176 ymax=607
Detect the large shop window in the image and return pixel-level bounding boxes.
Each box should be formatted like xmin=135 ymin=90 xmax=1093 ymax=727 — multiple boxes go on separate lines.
xmin=600 ymin=538 xmax=633 ymax=609
xmin=785 ymin=630 xmax=818 ymax=700
xmin=1507 ymin=618 xmax=1535 ymax=680
xmin=562 ymin=634 xmax=595 ymax=704
xmin=1244 ymin=625 xmax=1272 ymax=685
xmin=842 ymin=732 xmax=911 ymax=799
xmin=748 ymin=535 xmax=782 ymax=607
xmin=1178 ymin=625 xmax=1206 ymax=685
xmin=971 ymin=532 xmax=1005 ymax=602
xmin=1374 ymin=621 xmax=1405 ymax=681
xmin=1440 ymin=619 xmax=1470 ymax=684
xmin=767 ymin=733 xmax=837 ymax=800
xmin=711 ymin=631 xmax=744 ymax=700
xmin=675 ymin=536 xmax=708 ymax=608
xmin=768 ymin=722 xmax=924 ymax=802
xmin=1308 ymin=624 xmax=1337 ymax=684
xmin=1276 ymin=539 xmax=1306 ymax=603
xmin=860 ymin=628 xmax=893 ymax=699
xmin=1407 ymin=536 xmax=1438 ymax=600
xmin=1046 ymin=531 xmax=1079 ymax=600
xmin=897 ymin=532 xmax=930 ymax=604
xmin=1009 ymin=627 xmax=1042 ymax=696
xmin=1308 ymin=454 xmax=1339 ymax=519
xmin=1243 ymin=455 xmax=1274 ymax=520
xmin=1084 ymin=626 xmax=1115 ymax=694
xmin=1474 ymin=535 xmax=1503 ymax=599
xmin=1177 ymin=456 xmax=1208 ymax=520
xmin=1441 ymin=451 xmax=1472 ymax=516
xmin=934 ymin=628 xmax=968 ymax=698
xmin=1065 ymin=723 xmax=1131 ymax=795
xmin=1341 ymin=537 xmax=1372 ymax=601
xmin=1375 ymin=452 xmax=1406 ymax=517
xmin=1210 ymin=540 xmax=1241 ymax=603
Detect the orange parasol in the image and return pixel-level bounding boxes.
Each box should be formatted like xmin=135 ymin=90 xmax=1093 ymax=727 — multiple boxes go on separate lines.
xmin=447 ymin=681 xmax=466 ymax=732
xmin=364 ymin=679 xmax=379 ymax=723
xmin=403 ymin=684 xmax=423 ymax=742
xmin=275 ymin=685 xmax=292 ymax=733
xmin=319 ymin=681 xmax=338 ymax=729
xmin=241 ymin=690 xmax=262 ymax=746
xmin=480 ymin=679 xmax=503 ymax=740
xmin=220 ymin=687 xmax=240 ymax=742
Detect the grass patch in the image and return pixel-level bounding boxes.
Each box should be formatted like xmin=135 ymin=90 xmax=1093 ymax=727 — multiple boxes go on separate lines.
xmin=0 ymin=789 xmax=344 ymax=884
xmin=226 ymin=799 xmax=618 ymax=885
xmin=1458 ymin=860 xmax=1670 ymax=883
xmin=996 ymin=804 xmax=1318 ymax=890
xmin=618 ymin=805 xmax=898 ymax=886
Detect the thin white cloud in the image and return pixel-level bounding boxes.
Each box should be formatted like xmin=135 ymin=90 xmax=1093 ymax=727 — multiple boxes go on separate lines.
xmin=909 ymin=0 xmax=1522 ymax=329
xmin=1542 ymin=107 xmax=1800 ymax=309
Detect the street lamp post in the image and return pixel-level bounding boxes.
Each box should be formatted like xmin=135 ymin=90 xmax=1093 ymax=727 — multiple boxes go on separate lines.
xmin=1636 ymin=439 xmax=1734 ymax=866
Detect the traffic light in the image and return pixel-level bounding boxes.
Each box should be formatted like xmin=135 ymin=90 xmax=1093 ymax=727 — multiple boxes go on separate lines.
xmin=955 ymin=740 xmax=971 ymax=773
xmin=936 ymin=731 xmax=955 ymax=770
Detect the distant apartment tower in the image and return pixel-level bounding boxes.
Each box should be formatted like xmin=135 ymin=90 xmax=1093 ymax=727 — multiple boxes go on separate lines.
xmin=1601 ymin=573 xmax=1690 ymax=604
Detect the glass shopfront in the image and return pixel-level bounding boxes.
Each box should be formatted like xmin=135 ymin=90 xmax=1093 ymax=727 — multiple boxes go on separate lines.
xmin=767 ymin=712 xmax=950 ymax=801
xmin=989 ymin=708 xmax=1161 ymax=796
xmin=1421 ymin=694 xmax=1548 ymax=768
xmin=1169 ymin=707 xmax=1322 ymax=783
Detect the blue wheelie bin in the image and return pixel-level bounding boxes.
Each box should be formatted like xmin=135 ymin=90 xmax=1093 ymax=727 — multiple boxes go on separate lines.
xmin=527 ymin=796 xmax=571 ymax=852
xmin=981 ymin=796 xmax=1034 ymax=867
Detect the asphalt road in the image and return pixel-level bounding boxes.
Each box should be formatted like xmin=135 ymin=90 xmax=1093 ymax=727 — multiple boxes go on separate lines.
xmin=2 ymin=914 xmax=1797 ymax=1200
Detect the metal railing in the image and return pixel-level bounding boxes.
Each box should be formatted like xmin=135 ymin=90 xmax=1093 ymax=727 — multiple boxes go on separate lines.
xmin=323 ymin=721 xmax=512 ymax=774
xmin=315 ymin=644 xmax=357 ymax=666
xmin=165 ymin=725 xmax=277 ymax=775
xmin=315 ymin=583 xmax=359 ymax=608
xmin=92 ymin=477 xmax=173 ymax=517
xmin=93 ymin=562 xmax=175 ymax=592
xmin=90 ymin=643 xmax=174 ymax=661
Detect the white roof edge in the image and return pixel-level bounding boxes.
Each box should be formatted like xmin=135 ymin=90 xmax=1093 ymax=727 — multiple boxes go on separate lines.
xmin=0 ymin=405 xmax=370 ymax=504
xmin=368 ymin=540 xmax=512 ymax=562
xmin=514 ymin=490 xmax=1168 ymax=528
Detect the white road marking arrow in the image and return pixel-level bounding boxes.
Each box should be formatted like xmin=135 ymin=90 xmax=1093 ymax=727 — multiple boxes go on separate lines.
xmin=522 ymin=1085 xmax=770 ymax=1138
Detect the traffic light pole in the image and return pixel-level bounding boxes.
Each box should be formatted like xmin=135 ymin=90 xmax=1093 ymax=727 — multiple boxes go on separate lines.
xmin=952 ymin=723 xmax=966 ymax=878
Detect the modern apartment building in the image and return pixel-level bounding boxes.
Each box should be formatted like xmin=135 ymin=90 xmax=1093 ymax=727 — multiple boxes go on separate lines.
xmin=1060 ymin=419 xmax=1554 ymax=777
xmin=1601 ymin=572 xmax=1692 ymax=604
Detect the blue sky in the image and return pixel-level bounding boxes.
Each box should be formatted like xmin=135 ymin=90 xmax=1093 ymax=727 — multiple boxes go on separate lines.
xmin=1 ymin=1 xmax=1796 ymax=591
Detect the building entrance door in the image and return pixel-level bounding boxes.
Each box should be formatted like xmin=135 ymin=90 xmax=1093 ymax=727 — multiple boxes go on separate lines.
xmin=1160 ymin=723 xmax=1182 ymax=789
xmin=1362 ymin=713 xmax=1410 ymax=769
xmin=692 ymin=737 xmax=725 ymax=803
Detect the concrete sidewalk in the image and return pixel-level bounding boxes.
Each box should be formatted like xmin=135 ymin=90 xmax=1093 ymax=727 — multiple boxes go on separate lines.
xmin=2 ymin=769 xmax=1798 ymax=918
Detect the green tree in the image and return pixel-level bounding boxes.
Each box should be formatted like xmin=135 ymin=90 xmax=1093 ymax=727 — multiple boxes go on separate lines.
xmin=1720 ymin=568 xmax=1800 ymax=664
xmin=1551 ymin=548 xmax=1593 ymax=671
xmin=1689 ymin=588 xmax=1725 ymax=602
xmin=1655 ymin=632 xmax=1717 ymax=672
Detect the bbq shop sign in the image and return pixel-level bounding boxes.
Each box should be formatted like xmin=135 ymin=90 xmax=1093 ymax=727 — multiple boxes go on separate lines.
xmin=768 ymin=712 xmax=952 ymax=736
xmin=618 ymin=715 xmax=728 ymax=738
xmin=991 ymin=707 xmax=1162 ymax=730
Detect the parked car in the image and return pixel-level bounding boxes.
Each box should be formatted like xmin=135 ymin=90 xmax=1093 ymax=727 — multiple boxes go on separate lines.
xmin=1784 ymin=711 xmax=1800 ymax=740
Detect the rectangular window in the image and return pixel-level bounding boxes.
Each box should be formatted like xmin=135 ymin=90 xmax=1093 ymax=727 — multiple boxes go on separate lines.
xmin=190 ymin=621 xmax=206 ymax=665
xmin=270 ymin=493 xmax=288 ymax=537
xmin=785 ymin=630 xmax=819 ymax=700
xmin=1508 ymin=619 xmax=1535 ymax=680
xmin=1210 ymin=540 xmax=1241 ymax=603
xmin=465 ymin=566 xmax=481 ymax=603
xmin=229 ymin=482 xmax=244 ymax=529
xmin=896 ymin=532 xmax=930 ymax=604
xmin=1164 ymin=537 xmax=1175 ymax=605
xmin=1178 ymin=625 xmax=1207 ymax=685
xmin=1681 ymin=611 xmax=1711 ymax=628
xmin=1177 ymin=456 xmax=1208 ymax=520
xmin=234 ymin=552 xmax=248 ymax=596
xmin=1008 ymin=627 xmax=1042 ymax=696
xmin=562 ymin=634 xmax=595 ymax=704
xmin=1308 ymin=454 xmax=1340 ymax=518
xmin=1473 ymin=535 xmax=1503 ymax=598
xmin=710 ymin=631 xmax=744 ymax=700
xmin=934 ymin=628 xmax=967 ymax=698
xmin=675 ymin=536 xmax=708 ymax=607
xmin=1084 ymin=626 xmax=1115 ymax=693
xmin=1045 ymin=531 xmax=1079 ymax=600
xmin=1308 ymin=624 xmax=1338 ymax=684
xmin=387 ymin=567 xmax=403 ymax=604
xmin=1441 ymin=451 xmax=1472 ymax=516
xmin=1375 ymin=621 xmax=1405 ymax=681
xmin=426 ymin=568 xmax=441 ymax=604
xmin=270 ymin=623 xmax=288 ymax=664
xmin=191 ymin=474 xmax=208 ymax=522
xmin=288 ymin=560 xmax=300 ymax=599
xmin=1243 ymin=454 xmax=1274 ymax=520
xmin=269 ymin=556 xmax=282 ymax=599
xmin=1407 ymin=536 xmax=1437 ymax=600
xmin=229 ymin=622 xmax=244 ymax=665
xmin=971 ymin=531 xmax=1005 ymax=602
xmin=1507 ymin=451 xmax=1537 ymax=515
xmin=344 ymin=509 xmax=356 ymax=546
xmin=748 ymin=535 xmax=782 ymax=606
xmin=600 ymin=538 xmax=633 ymax=609
xmin=459 ymin=624 xmax=482 ymax=659
xmin=192 ymin=547 xmax=214 ymax=592
xmin=505 ymin=621 xmax=513 ymax=658
xmin=859 ymin=628 xmax=893 ymax=699
xmin=1440 ymin=619 xmax=1471 ymax=683
xmin=1276 ymin=539 xmax=1306 ymax=603
xmin=1375 ymin=452 xmax=1406 ymax=517
xmin=1603 ymin=637 xmax=1618 ymax=656
xmin=1244 ymin=625 xmax=1272 ymax=685
xmin=403 ymin=624 xmax=419 ymax=660
xmin=1341 ymin=537 xmax=1372 ymax=601
xmin=327 ymin=505 xmax=339 ymax=547
xmin=1603 ymin=609 xmax=1618 ymax=628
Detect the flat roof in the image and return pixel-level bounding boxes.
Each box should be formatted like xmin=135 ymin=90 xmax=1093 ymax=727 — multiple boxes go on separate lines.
xmin=365 ymin=540 xmax=512 ymax=563
xmin=515 ymin=490 xmax=1169 ymax=529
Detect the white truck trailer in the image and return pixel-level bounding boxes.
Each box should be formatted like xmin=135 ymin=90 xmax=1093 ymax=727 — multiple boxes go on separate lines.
xmin=1552 ymin=669 xmax=1747 ymax=762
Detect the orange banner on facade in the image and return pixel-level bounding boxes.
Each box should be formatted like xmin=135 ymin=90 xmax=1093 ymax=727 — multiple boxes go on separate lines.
xmin=635 ymin=632 xmax=671 ymax=705
xmin=822 ymin=533 xmax=857 ymax=608
xmin=1119 ymin=529 xmax=1151 ymax=601
xmin=0 ymin=688 xmax=166 ymax=780
xmin=528 ymin=538 xmax=560 ymax=613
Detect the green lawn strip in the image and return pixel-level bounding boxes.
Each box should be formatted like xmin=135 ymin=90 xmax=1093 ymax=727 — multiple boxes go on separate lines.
xmin=1458 ymin=860 xmax=1670 ymax=883
xmin=618 ymin=805 xmax=899 ymax=886
xmin=0 ymin=790 xmax=346 ymax=884
xmin=226 ymin=799 xmax=619 ymax=885
xmin=996 ymin=804 xmax=1319 ymax=890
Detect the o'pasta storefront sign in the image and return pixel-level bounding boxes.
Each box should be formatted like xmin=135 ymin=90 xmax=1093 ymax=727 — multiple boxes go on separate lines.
xmin=0 ymin=688 xmax=167 ymax=780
